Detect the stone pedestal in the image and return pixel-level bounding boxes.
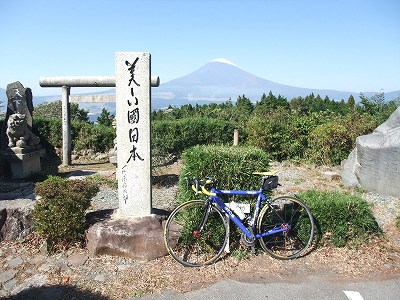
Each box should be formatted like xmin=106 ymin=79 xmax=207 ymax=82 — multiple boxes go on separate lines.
xmin=86 ymin=214 xmax=168 ymax=261
xmin=0 ymin=147 xmax=45 ymax=179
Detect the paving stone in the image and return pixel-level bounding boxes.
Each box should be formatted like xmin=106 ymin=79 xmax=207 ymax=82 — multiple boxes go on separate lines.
xmin=38 ymin=263 xmax=52 ymax=272
xmin=11 ymin=274 xmax=47 ymax=295
xmin=28 ymin=254 xmax=46 ymax=265
xmin=7 ymin=256 xmax=24 ymax=267
xmin=0 ymin=269 xmax=18 ymax=284
xmin=0 ymin=289 xmax=8 ymax=297
xmin=68 ymin=252 xmax=88 ymax=267
xmin=117 ymin=264 xmax=131 ymax=271
xmin=3 ymin=278 xmax=18 ymax=291
xmin=94 ymin=274 xmax=107 ymax=282
xmin=322 ymin=171 xmax=341 ymax=180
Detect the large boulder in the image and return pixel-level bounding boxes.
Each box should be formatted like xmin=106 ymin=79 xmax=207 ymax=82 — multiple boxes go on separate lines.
xmin=0 ymin=200 xmax=35 ymax=241
xmin=342 ymin=107 xmax=400 ymax=197
xmin=0 ymin=183 xmax=36 ymax=241
xmin=86 ymin=214 xmax=168 ymax=261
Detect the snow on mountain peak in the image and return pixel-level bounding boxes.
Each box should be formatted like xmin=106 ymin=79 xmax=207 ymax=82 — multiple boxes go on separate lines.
xmin=211 ymin=58 xmax=241 ymax=68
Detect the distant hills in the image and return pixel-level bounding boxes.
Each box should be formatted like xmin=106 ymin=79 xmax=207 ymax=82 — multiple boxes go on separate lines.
xmin=1 ymin=58 xmax=399 ymax=120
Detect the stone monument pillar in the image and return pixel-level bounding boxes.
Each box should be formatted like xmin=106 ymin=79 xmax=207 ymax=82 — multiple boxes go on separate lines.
xmin=0 ymin=81 xmax=44 ymax=178
xmin=86 ymin=52 xmax=168 ymax=261
xmin=115 ymin=52 xmax=152 ymax=217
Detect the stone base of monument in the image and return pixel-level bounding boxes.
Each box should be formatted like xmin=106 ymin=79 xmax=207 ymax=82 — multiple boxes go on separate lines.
xmin=86 ymin=214 xmax=168 ymax=261
xmin=0 ymin=146 xmax=45 ymax=179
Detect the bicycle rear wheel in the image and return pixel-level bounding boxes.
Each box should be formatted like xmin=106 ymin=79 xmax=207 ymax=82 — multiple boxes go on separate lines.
xmin=164 ymin=200 xmax=228 ymax=267
xmin=257 ymin=196 xmax=314 ymax=259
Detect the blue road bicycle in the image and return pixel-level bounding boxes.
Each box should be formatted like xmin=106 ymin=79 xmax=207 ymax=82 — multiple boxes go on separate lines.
xmin=164 ymin=172 xmax=315 ymax=267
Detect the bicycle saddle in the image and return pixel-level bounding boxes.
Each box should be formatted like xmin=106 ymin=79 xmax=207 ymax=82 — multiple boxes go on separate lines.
xmin=252 ymin=171 xmax=278 ymax=176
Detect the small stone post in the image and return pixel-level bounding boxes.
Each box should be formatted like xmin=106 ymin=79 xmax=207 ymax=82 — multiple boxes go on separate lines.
xmin=115 ymin=52 xmax=152 ymax=217
xmin=233 ymin=128 xmax=239 ymax=146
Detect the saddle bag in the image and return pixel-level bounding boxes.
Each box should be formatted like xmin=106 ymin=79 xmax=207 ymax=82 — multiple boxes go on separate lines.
xmin=262 ymin=176 xmax=279 ymax=191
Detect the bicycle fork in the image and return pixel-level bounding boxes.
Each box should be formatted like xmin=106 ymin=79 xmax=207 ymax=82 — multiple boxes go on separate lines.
xmin=192 ymin=201 xmax=214 ymax=239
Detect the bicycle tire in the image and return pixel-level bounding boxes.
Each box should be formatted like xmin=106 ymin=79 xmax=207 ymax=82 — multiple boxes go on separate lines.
xmin=257 ymin=195 xmax=314 ymax=259
xmin=164 ymin=200 xmax=228 ymax=267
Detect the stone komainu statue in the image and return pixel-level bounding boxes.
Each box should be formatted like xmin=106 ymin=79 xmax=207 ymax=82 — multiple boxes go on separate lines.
xmin=6 ymin=113 xmax=40 ymax=148
xmin=1 ymin=81 xmax=41 ymax=149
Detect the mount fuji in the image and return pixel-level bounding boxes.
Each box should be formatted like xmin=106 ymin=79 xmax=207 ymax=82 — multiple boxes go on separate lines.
xmin=151 ymin=58 xmax=398 ymax=109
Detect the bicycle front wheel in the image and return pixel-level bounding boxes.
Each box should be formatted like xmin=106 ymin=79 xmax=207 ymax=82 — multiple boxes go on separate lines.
xmin=164 ymin=200 xmax=228 ymax=267
xmin=257 ymin=196 xmax=314 ymax=259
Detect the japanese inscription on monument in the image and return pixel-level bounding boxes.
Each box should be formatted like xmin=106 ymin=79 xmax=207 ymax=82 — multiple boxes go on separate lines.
xmin=116 ymin=52 xmax=152 ymax=217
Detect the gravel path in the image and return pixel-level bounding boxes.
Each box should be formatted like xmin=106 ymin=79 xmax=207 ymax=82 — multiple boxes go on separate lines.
xmin=89 ymin=183 xmax=179 ymax=213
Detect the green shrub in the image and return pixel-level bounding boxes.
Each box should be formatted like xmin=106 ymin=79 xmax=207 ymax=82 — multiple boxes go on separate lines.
xmin=342 ymin=111 xmax=379 ymax=142
xmin=247 ymin=116 xmax=286 ymax=161
xmin=298 ymin=190 xmax=381 ymax=247
xmin=177 ymin=145 xmax=270 ymax=248
xmin=33 ymin=118 xmax=115 ymax=153
xmin=152 ymin=117 xmax=235 ymax=155
xmin=306 ymin=112 xmax=379 ymax=166
xmin=33 ymin=176 xmax=99 ymax=251
xmin=246 ymin=110 xmax=332 ymax=162
xmin=73 ymin=121 xmax=115 ymax=152
xmin=282 ymin=112 xmax=332 ymax=161
xmin=33 ymin=117 xmax=63 ymax=148
xmin=178 ymin=145 xmax=270 ymax=201
xmin=306 ymin=122 xmax=353 ymax=165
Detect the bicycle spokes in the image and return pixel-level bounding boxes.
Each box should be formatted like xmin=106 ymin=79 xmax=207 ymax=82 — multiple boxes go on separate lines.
xmin=257 ymin=196 xmax=314 ymax=259
xmin=164 ymin=200 xmax=228 ymax=267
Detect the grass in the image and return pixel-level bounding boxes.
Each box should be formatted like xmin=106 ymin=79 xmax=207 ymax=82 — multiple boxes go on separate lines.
xmin=297 ymin=190 xmax=382 ymax=247
xmin=87 ymin=173 xmax=118 ymax=189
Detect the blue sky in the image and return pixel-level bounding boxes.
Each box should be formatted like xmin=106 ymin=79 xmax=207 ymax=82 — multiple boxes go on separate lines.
xmin=1 ymin=0 xmax=399 ymax=96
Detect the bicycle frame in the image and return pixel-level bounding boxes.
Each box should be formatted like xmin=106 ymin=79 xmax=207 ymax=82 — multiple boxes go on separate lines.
xmin=208 ymin=187 xmax=290 ymax=240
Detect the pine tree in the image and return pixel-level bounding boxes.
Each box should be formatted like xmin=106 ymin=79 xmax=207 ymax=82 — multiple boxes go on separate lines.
xmin=97 ymin=108 xmax=113 ymax=126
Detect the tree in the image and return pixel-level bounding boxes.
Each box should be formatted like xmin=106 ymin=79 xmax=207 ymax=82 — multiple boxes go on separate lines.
xmin=71 ymin=103 xmax=89 ymax=122
xmin=347 ymin=95 xmax=355 ymax=110
xmin=236 ymin=95 xmax=253 ymax=112
xmin=35 ymin=100 xmax=89 ymax=122
xmin=257 ymin=91 xmax=289 ymax=110
xmin=359 ymin=91 xmax=385 ymax=115
xmin=97 ymin=108 xmax=113 ymax=126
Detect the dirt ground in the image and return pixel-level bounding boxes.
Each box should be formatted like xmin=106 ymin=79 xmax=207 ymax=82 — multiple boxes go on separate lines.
xmin=2 ymin=157 xmax=400 ymax=299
